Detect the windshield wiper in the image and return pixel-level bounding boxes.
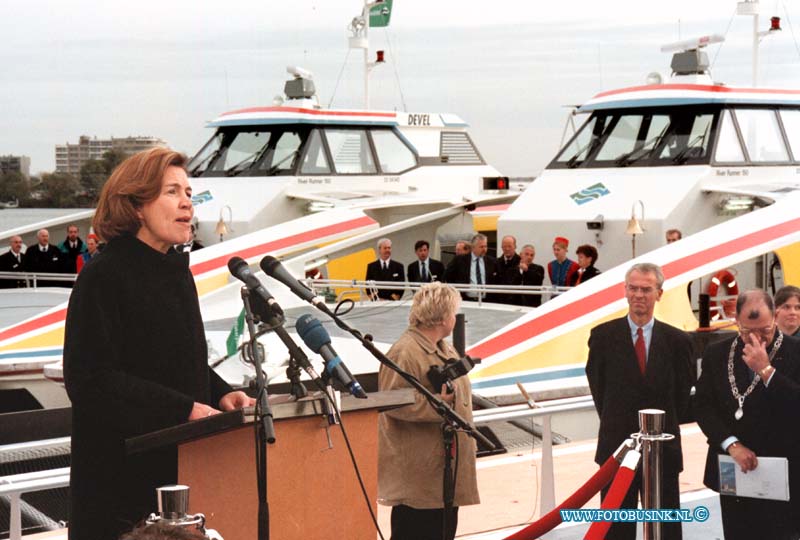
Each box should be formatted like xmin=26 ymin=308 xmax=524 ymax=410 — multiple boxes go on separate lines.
xmin=672 ymin=128 xmax=709 ymax=165
xmin=615 ymin=126 xmax=669 ymax=167
xmin=188 ymin=148 xmax=221 ymax=177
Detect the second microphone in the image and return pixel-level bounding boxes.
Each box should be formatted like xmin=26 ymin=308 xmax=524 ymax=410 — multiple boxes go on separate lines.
xmin=295 ymin=314 xmax=367 ymax=399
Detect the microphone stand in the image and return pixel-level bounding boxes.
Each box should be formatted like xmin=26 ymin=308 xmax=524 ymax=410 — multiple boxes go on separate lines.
xmin=239 ymin=288 xmax=275 ymax=540
xmin=316 ymin=305 xmax=494 ymax=540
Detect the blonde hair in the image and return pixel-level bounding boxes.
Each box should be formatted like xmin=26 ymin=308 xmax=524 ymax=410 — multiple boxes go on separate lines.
xmin=409 ymin=282 xmax=461 ymax=329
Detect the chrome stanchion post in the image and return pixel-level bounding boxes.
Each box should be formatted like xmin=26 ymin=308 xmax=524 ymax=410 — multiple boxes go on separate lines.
xmin=635 ymin=408 xmax=675 ymax=540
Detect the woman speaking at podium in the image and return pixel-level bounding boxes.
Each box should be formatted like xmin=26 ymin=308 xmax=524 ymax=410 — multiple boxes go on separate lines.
xmin=63 ymin=148 xmax=254 ymax=540
xmin=377 ymin=282 xmax=480 ymax=540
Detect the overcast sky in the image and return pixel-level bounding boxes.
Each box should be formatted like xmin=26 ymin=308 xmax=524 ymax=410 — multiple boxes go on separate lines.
xmin=3 ymin=0 xmax=800 ymax=176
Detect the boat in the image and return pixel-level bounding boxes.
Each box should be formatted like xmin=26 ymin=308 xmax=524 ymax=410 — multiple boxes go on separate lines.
xmin=0 ymin=2 xmax=521 ymax=411
xmin=467 ymin=8 xmax=800 ymax=397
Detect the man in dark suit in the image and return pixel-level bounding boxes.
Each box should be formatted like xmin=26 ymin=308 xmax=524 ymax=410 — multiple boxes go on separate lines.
xmin=57 ymin=224 xmax=87 ymax=273
xmin=406 ymin=240 xmax=444 ymax=284
xmin=444 ymin=233 xmax=498 ymax=301
xmin=694 ymin=290 xmax=800 ymax=540
xmin=0 ymin=235 xmax=26 ymax=288
xmin=495 ymin=235 xmax=521 ymax=304
xmin=513 ymin=244 xmax=544 ymax=307
xmin=586 ymin=262 xmax=693 ymax=540
xmin=23 ymin=229 xmax=64 ymax=287
xmin=365 ymin=238 xmax=405 ymax=300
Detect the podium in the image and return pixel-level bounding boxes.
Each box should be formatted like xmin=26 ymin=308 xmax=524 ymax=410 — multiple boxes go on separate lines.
xmin=126 ymin=389 xmax=413 ymax=540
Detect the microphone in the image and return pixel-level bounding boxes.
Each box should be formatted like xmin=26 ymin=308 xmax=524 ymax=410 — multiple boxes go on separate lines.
xmin=228 ymin=256 xmax=284 ymax=317
xmin=260 ymin=255 xmax=332 ymax=316
xmin=295 ymin=314 xmax=367 ymax=399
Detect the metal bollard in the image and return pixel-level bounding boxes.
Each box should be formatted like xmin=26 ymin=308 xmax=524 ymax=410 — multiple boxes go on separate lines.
xmin=634 ymin=409 xmax=675 ymax=540
xmin=147 ymin=485 xmax=223 ymax=539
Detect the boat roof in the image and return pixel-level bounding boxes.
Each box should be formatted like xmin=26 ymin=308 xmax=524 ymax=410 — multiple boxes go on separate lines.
xmin=207 ymin=106 xmax=469 ymax=129
xmin=578 ymin=83 xmax=800 ymax=113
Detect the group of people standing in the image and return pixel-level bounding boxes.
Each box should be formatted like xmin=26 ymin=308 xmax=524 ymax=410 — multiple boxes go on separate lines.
xmin=0 ymin=225 xmax=101 ymax=287
xmin=365 ymin=233 xmax=601 ymax=306
xmin=588 ymin=262 xmax=800 ymax=540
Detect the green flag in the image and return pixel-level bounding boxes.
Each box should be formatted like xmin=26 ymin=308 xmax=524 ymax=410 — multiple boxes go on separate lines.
xmin=369 ymin=0 xmax=393 ymax=28
xmin=226 ymin=309 xmax=246 ymax=357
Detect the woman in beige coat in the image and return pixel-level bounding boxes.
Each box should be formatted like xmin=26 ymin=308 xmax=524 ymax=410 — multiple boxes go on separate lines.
xmin=378 ymin=282 xmax=479 ymax=540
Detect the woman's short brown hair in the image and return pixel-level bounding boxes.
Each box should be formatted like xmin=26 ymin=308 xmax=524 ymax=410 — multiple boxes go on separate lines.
xmin=92 ymin=148 xmax=187 ymax=242
xmin=576 ymin=244 xmax=598 ymax=266
xmin=408 ymin=282 xmax=461 ymax=329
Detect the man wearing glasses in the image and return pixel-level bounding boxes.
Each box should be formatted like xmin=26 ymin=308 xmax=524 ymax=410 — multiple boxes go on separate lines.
xmin=694 ymin=290 xmax=800 ymax=540
xmin=586 ymin=263 xmax=694 ymax=540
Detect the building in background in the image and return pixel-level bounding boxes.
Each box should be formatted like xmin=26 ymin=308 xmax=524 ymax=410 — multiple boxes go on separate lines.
xmin=55 ymin=135 xmax=167 ymax=175
xmin=0 ymin=155 xmax=31 ymax=179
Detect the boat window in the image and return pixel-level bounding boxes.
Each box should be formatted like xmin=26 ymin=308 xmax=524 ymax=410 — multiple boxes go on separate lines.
xmin=657 ymin=113 xmax=714 ymax=163
xmin=714 ymin=110 xmax=746 ymax=163
xmin=439 ymin=132 xmax=484 ymax=164
xmin=300 ymin=130 xmax=332 ymax=174
xmin=735 ymin=109 xmax=790 ymax=163
xmin=326 ymin=129 xmax=377 ymax=174
xmin=594 ymin=115 xmax=644 ymax=161
xmin=257 ymin=131 xmax=303 ymax=175
xmin=779 ymin=109 xmax=800 ymax=160
xmin=209 ymin=131 xmax=273 ymax=174
xmin=553 ymin=116 xmax=603 ymax=166
xmin=187 ymin=128 xmax=310 ymax=177
xmin=371 ymin=130 xmax=417 ymax=173
xmin=187 ymin=132 xmax=224 ymax=176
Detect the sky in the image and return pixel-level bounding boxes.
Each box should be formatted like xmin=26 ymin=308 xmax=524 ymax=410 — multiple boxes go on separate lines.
xmin=3 ymin=0 xmax=800 ymax=176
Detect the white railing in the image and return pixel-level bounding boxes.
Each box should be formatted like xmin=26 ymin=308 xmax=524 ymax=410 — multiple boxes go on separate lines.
xmin=473 ymin=394 xmax=596 ymax=515
xmin=0 ymin=271 xmax=77 ymax=288
xmin=301 ymin=278 xmax=571 ymax=306
xmin=0 ymin=468 xmax=70 ymax=540
xmin=0 ymin=437 xmax=71 ymax=540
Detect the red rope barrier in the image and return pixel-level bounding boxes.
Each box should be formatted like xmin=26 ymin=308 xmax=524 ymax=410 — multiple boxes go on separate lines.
xmin=502 ymin=455 xmax=620 ymax=540
xmin=584 ymin=451 xmax=641 ymax=540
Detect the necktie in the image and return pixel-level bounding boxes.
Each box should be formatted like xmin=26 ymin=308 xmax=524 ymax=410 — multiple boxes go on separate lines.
xmin=382 ymin=261 xmax=387 ymax=271
xmin=475 ymin=257 xmax=483 ymax=285
xmin=635 ymin=327 xmax=646 ymax=375
xmin=421 ymin=261 xmax=428 ymax=282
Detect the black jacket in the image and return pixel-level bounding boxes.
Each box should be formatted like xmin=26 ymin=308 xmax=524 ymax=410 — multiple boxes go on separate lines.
xmin=512 ymin=263 xmax=545 ymax=307
xmin=406 ymin=258 xmax=445 ymax=283
xmin=694 ymin=334 xmax=800 ymax=492
xmin=0 ymin=250 xmax=24 ymax=288
xmin=444 ymin=254 xmax=498 ymax=300
xmin=365 ymin=259 xmax=405 ymax=300
xmin=568 ymin=265 xmax=601 ymax=286
xmin=63 ymin=234 xmax=232 ymax=540
xmin=495 ymin=253 xmax=521 ymax=304
xmin=586 ymin=316 xmax=693 ymax=471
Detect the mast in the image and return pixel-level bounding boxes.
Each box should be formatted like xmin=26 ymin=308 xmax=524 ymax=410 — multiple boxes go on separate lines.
xmin=349 ymin=0 xmax=391 ymax=109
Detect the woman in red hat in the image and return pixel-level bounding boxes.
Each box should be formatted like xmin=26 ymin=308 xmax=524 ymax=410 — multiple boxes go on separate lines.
xmin=547 ymin=236 xmax=579 ymax=287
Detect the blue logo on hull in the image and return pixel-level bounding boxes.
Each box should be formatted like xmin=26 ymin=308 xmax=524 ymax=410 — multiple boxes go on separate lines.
xmin=570 ymin=182 xmax=610 ymax=205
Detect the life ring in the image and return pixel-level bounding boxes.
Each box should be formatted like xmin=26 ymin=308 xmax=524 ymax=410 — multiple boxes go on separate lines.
xmin=708 ymin=269 xmax=739 ymax=320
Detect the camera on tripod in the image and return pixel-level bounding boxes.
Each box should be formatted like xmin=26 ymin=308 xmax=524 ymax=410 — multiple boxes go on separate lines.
xmin=427 ymin=355 xmax=481 ymax=394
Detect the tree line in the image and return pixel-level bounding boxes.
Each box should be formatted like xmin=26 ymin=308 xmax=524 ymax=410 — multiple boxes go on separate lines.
xmin=0 ymin=149 xmax=128 ymax=208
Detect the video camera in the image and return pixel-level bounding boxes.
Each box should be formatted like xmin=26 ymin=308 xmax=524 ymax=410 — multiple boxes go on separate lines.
xmin=427 ymin=355 xmax=481 ymax=394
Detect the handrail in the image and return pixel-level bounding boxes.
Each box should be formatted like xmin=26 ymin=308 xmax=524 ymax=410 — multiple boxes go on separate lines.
xmin=302 ymin=278 xmax=571 ymax=306
xmin=472 ymin=394 xmax=597 ymax=516
xmin=0 ymin=437 xmax=71 ymax=464
xmin=1 ymin=467 xmax=70 ymax=540
xmin=0 ymin=270 xmax=77 ymax=288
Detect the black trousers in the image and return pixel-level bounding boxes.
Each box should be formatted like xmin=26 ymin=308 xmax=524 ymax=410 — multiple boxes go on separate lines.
xmin=719 ymin=494 xmax=798 ymax=540
xmin=390 ymin=505 xmax=459 ymax=540
xmin=600 ymin=466 xmax=682 ymax=540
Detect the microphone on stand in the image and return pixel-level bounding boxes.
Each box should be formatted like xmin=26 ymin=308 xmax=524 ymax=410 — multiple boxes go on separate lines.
xmin=295 ymin=314 xmax=367 ymax=399
xmin=228 ymin=256 xmax=284 ymax=317
xmin=260 ymin=255 xmax=332 ymax=316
